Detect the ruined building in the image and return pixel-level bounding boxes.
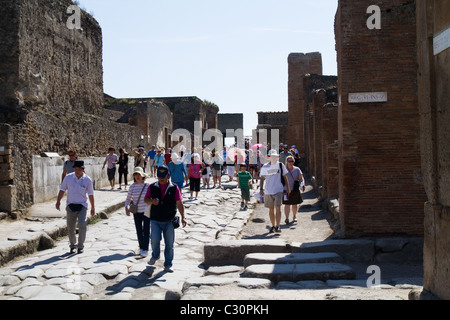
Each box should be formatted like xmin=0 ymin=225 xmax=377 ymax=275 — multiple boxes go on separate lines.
xmin=0 ymin=0 xmax=182 ymax=212
xmin=257 ymin=111 xmax=289 ymax=147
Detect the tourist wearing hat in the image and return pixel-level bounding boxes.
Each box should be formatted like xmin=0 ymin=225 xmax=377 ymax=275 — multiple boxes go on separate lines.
xmin=56 ymin=160 xmax=95 ymax=254
xmin=144 ymin=165 xmax=187 ymax=272
xmin=259 ymin=150 xmax=290 ymax=233
xmin=168 ymin=153 xmax=187 ymax=192
xmin=125 ymin=167 xmax=150 ymax=257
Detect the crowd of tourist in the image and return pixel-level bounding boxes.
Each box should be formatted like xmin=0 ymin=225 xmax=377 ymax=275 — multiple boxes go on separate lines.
xmin=56 ymin=142 xmax=305 ymax=272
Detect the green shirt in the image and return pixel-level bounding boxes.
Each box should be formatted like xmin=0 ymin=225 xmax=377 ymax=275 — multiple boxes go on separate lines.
xmin=237 ymin=171 xmax=252 ymax=189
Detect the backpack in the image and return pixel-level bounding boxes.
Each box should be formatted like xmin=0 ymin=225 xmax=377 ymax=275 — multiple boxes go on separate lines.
xmin=279 ymin=163 xmax=285 ymax=186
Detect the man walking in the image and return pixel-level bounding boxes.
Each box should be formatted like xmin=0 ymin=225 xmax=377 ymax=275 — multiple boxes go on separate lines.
xmin=56 ymin=161 xmax=95 ymax=254
xmin=145 ymin=165 xmax=187 ymax=272
xmin=259 ymin=150 xmax=290 ymax=233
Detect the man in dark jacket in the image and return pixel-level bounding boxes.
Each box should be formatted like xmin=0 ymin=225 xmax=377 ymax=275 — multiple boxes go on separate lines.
xmin=144 ymin=165 xmax=186 ymax=272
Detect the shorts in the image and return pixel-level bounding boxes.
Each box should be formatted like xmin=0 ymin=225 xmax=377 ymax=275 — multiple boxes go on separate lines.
xmin=264 ymin=192 xmax=283 ymax=208
xmin=148 ymin=159 xmax=155 ymax=167
xmin=107 ymin=167 xmax=116 ymax=181
xmin=240 ymin=188 xmax=250 ymax=201
xmin=212 ymin=169 xmax=222 ymax=177
xmin=190 ymin=177 xmax=201 ymax=192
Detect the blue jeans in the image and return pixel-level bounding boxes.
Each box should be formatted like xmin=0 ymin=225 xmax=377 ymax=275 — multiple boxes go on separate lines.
xmin=150 ymin=220 xmax=175 ymax=268
xmin=133 ymin=212 xmax=150 ymax=251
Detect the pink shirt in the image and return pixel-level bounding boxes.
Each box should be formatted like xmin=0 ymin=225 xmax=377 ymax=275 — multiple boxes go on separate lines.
xmin=189 ymin=163 xmax=202 ymax=179
xmin=145 ymin=183 xmax=182 ymax=201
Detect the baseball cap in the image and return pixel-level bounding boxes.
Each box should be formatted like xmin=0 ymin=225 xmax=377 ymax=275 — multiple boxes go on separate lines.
xmin=157 ymin=166 xmax=169 ymax=178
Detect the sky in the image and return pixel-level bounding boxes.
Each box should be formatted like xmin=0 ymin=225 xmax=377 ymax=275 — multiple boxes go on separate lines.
xmin=77 ymin=0 xmax=338 ymax=136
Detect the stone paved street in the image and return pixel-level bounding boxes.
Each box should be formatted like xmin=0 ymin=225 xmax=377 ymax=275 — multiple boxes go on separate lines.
xmin=0 ymin=179 xmax=254 ymax=300
xmin=0 ymin=177 xmax=424 ymax=301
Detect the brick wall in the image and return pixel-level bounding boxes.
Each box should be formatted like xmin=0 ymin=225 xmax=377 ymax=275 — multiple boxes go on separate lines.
xmin=322 ymin=101 xmax=339 ymax=199
xmin=336 ymin=0 xmax=426 ymax=237
xmin=287 ymin=53 xmax=323 ymax=153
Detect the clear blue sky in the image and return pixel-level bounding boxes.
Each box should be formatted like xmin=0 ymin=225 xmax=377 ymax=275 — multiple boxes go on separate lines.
xmin=78 ymin=0 xmax=338 ymax=136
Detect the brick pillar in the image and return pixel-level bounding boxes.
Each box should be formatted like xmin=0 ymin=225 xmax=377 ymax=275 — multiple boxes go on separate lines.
xmin=322 ymin=102 xmax=339 ymax=199
xmin=336 ymin=0 xmax=426 ymax=237
xmin=288 ymin=52 xmax=322 ymax=154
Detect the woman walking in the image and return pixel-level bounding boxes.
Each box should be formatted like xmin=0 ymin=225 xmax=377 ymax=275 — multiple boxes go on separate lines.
xmin=188 ymin=153 xmax=204 ymax=200
xmin=118 ymin=148 xmax=129 ymax=190
xmin=283 ymin=155 xmax=306 ymax=224
xmin=125 ymin=167 xmax=150 ymax=257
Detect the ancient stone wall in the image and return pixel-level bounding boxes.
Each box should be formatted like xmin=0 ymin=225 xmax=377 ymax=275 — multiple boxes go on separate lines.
xmin=335 ymin=0 xmax=427 ymax=237
xmin=417 ymin=0 xmax=450 ymax=300
xmin=287 ymin=52 xmax=323 ymax=153
xmin=302 ymin=74 xmax=337 ymax=178
xmin=0 ymin=1 xmax=146 ymax=213
xmin=105 ymin=98 xmax=173 ymax=149
xmin=0 ymin=0 xmax=103 ymax=120
xmin=218 ymin=114 xmax=244 ymax=138
xmin=257 ymin=112 xmax=289 ymax=146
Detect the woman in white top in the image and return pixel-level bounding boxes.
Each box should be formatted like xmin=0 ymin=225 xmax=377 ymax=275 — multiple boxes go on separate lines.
xmin=125 ymin=167 xmax=150 ymax=257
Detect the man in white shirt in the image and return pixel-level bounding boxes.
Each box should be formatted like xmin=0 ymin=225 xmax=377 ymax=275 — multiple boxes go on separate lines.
xmin=259 ymin=150 xmax=290 ymax=233
xmin=56 ymin=161 xmax=95 ymax=254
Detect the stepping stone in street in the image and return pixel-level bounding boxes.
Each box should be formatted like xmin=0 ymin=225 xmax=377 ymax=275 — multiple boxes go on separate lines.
xmin=243 ymin=252 xmax=344 ymax=268
xmin=241 ymin=263 xmax=356 ymax=283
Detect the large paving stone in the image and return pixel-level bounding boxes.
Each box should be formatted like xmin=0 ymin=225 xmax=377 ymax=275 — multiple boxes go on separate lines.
xmin=241 ymin=263 xmax=356 ymax=283
xmin=243 ymin=252 xmax=343 ymax=268
xmin=203 ymin=239 xmax=289 ymax=266
xmin=293 ymin=239 xmax=375 ymax=262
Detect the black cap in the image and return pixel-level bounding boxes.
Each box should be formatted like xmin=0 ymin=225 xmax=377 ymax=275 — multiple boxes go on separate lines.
xmin=73 ymin=160 xmax=85 ymax=169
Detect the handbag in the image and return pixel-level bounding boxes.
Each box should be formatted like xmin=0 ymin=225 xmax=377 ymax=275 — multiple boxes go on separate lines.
xmin=129 ymin=184 xmax=146 ymax=214
xmin=68 ymin=203 xmax=84 ymax=212
xmin=172 ymin=215 xmax=180 ymax=229
xmin=279 ymin=163 xmax=285 ymax=186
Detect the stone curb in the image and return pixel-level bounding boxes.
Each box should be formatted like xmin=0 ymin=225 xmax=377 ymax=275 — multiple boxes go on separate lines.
xmin=0 ymin=198 xmax=126 ymax=267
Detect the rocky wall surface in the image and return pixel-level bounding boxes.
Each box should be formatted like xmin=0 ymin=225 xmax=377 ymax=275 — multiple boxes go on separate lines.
xmin=417 ymin=0 xmax=450 ymax=300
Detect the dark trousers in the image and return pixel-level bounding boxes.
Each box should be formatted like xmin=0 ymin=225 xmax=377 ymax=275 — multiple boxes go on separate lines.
xmin=133 ymin=212 xmax=150 ymax=251
xmin=119 ymin=169 xmax=128 ymax=186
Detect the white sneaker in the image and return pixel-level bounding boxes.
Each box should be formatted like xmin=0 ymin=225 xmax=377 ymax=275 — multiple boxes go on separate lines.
xmin=140 ymin=250 xmax=148 ymax=257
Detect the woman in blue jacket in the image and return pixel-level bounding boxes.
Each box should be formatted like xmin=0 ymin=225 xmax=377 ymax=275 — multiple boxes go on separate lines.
xmin=168 ymin=153 xmax=187 ymax=194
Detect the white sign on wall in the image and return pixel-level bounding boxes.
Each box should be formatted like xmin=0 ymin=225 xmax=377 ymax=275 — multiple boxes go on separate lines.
xmin=348 ymin=92 xmax=388 ymax=104
xmin=434 ymin=27 xmax=450 ymax=56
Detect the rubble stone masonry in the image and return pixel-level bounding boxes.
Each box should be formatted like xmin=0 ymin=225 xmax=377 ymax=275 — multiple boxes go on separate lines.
xmin=417 ymin=0 xmax=450 ymax=300
xmin=335 ymin=0 xmax=427 ymax=237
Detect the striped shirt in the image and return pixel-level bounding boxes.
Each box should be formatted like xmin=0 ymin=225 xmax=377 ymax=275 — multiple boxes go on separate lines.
xmin=125 ymin=183 xmax=149 ymax=213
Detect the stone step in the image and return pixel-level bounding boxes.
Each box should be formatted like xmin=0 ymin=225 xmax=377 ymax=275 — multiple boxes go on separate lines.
xmin=203 ymin=239 xmax=289 ymax=266
xmin=243 ymin=252 xmax=344 ymax=268
xmin=241 ymin=263 xmax=356 ymax=283
xmin=291 ymin=239 xmax=375 ymax=262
